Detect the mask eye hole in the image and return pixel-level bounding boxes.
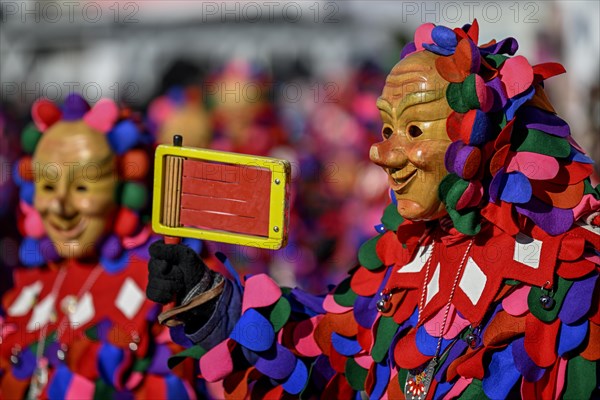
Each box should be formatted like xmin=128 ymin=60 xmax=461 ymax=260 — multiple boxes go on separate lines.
xmin=43 ymin=184 xmax=55 ymax=192
xmin=408 ymin=125 xmax=423 ymax=138
xmin=382 ymin=127 xmax=393 ymax=140
xmin=76 ymin=185 xmax=87 ymax=193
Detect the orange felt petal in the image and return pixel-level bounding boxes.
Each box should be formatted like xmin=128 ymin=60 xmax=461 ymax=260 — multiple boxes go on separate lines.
xmin=494 ymin=119 xmax=515 ymax=150
xmin=223 ymin=367 xmax=258 ymax=400
xmin=490 ymin=145 xmax=512 ymax=175
xmin=387 ymin=373 xmax=405 ymax=400
xmin=552 ymin=161 xmax=594 ymax=185
xmin=483 ymin=311 xmax=526 ymax=347
xmin=531 ymin=180 xmax=584 ymax=209
xmin=524 ymin=84 xmax=556 ymax=113
xmin=436 ymin=39 xmax=475 ymax=83
xmin=581 ymin=322 xmax=600 ymax=361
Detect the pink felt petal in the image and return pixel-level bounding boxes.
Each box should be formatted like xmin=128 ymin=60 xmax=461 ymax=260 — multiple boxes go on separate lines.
xmin=554 ymin=357 xmax=567 ymax=400
xmin=148 ymin=97 xmax=175 ymax=124
xmin=502 ymin=285 xmax=530 ymax=316
xmin=572 ymin=194 xmax=600 ymax=221
xmin=32 ymin=99 xmax=62 ymax=131
xmin=125 ymin=372 xmax=143 ymax=390
xmin=65 ymin=373 xmax=95 ymax=399
xmin=414 ymin=23 xmax=435 ymax=50
xmin=355 ymin=353 xmax=373 ymax=369
xmin=444 ymin=309 xmax=471 ymax=340
xmin=584 ymin=253 xmax=600 ymax=265
xmin=122 ymin=226 xmax=151 ymax=249
xmin=322 ymin=293 xmax=353 ymax=314
xmin=500 ymin=55 xmax=534 ymax=98
xmin=293 ymin=316 xmax=323 ymax=357
xmin=442 ymin=377 xmax=473 ymax=400
xmin=200 ymin=340 xmax=233 ymax=382
xmin=475 ymin=74 xmax=493 ymax=112
xmin=567 ymin=136 xmax=587 ymax=154
xmin=241 ymin=274 xmax=282 ymax=313
xmin=456 ymin=181 xmax=484 ymax=210
xmin=506 ymin=152 xmax=559 ymax=180
xmin=83 ymin=98 xmax=119 ymax=133
xmin=24 ymin=209 xmax=45 ymax=238
xmin=424 ymin=304 xmax=457 ymax=337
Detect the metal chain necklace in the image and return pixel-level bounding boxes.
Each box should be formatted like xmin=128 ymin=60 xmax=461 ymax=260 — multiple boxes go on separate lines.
xmin=404 ymin=238 xmax=474 ymax=400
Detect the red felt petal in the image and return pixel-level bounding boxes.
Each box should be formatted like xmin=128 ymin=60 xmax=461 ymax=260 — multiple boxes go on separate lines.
xmin=446 ymin=111 xmax=463 ymax=142
xmin=500 ymin=55 xmax=534 ymax=98
xmin=558 ymin=234 xmax=586 ymax=261
xmin=495 ymin=119 xmax=515 ymax=150
xmin=462 ymin=146 xmax=482 ymax=180
xmin=551 ymin=161 xmax=593 ymax=185
xmin=556 ymin=259 xmax=596 ymax=280
xmin=351 ymin=267 xmax=387 ymax=297
xmin=532 ymin=62 xmax=566 ymax=84
xmin=393 ymin=329 xmax=430 ymax=369
xmin=455 ymin=347 xmax=487 ymax=380
xmin=524 ymin=314 xmax=559 ymax=367
xmin=376 ymin=230 xmax=404 ymax=267
xmin=480 ymin=201 xmax=519 ymax=236
xmin=329 ymin=347 xmax=348 ymax=374
xmin=32 ymin=99 xmax=62 ymax=131
xmin=323 ymin=373 xmax=355 ymax=400
xmin=466 ymin=19 xmax=479 ymax=44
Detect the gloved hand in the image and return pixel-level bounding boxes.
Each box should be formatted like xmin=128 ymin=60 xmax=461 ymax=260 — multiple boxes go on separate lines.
xmin=147 ymin=240 xmax=210 ymax=305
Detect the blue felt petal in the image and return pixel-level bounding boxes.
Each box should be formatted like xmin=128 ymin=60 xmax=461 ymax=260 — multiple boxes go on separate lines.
xmin=432 ymin=26 xmax=458 ymax=48
xmin=100 ymin=250 xmax=130 ymax=274
xmin=482 ymin=343 xmax=521 ymax=399
xmin=374 ymin=224 xmax=387 ymax=234
xmin=506 ymin=87 xmax=536 ymax=120
xmin=500 ymin=171 xmax=532 ymax=204
xmin=12 ymin=347 xmax=36 ymax=380
xmin=568 ymin=147 xmax=595 ymax=164
xmin=558 ymin=320 xmax=589 ymax=356
xmin=166 ymin=374 xmax=190 ymax=400
xmin=47 ymin=364 xmax=74 ymax=399
xmin=20 ymin=181 xmax=34 ymax=205
xmin=107 ymin=120 xmax=139 ymax=155
xmin=182 ymin=238 xmax=203 ymax=255
xmin=434 ymin=381 xmax=454 ymax=400
xmin=559 ymin=274 xmax=598 ymax=324
xmin=422 ymin=43 xmax=455 ymax=56
xmin=370 ymin=361 xmax=392 ymax=399
xmin=19 ymin=237 xmax=44 ymax=268
xmin=230 ymin=308 xmax=275 ymax=352
xmin=512 ymin=337 xmax=545 ymax=382
xmin=282 ymin=359 xmax=309 ymax=395
xmin=469 ymin=110 xmax=491 ymax=146
xmin=331 ymin=332 xmax=362 ymax=356
xmin=415 ymin=325 xmax=452 ymax=357
xmin=98 ymin=343 xmax=124 ymax=386
xmin=255 ymin=343 xmax=296 ymax=380
xmin=489 ymin=169 xmax=506 ymax=204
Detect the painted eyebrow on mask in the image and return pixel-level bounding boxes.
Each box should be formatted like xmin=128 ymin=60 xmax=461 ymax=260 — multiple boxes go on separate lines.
xmin=376 ymin=90 xmax=445 ymax=120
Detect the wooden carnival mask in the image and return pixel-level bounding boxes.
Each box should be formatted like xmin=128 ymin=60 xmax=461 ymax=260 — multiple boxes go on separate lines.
xmin=32 ymin=120 xmax=117 ymax=259
xmin=370 ymin=51 xmax=452 ymax=221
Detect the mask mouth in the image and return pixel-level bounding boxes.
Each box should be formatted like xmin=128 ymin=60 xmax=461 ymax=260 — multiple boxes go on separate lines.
xmin=46 ymin=213 xmax=87 ymax=240
xmin=388 ymin=167 xmax=418 ymax=192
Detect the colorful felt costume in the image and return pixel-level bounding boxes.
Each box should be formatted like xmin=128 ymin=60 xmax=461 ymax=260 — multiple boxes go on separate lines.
xmin=1 ymin=95 xmax=196 ymax=399
xmin=167 ymin=22 xmax=600 ymax=399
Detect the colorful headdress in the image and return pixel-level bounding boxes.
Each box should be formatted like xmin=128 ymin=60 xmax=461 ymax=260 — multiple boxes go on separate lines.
xmin=401 ymin=20 xmax=599 ymax=236
xmin=14 ymin=93 xmax=153 ymax=267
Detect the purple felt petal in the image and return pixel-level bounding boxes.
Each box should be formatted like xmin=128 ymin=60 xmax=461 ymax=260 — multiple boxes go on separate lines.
xmin=558 ymin=320 xmax=589 ymax=356
xmin=400 ymin=42 xmax=417 ymax=59
xmin=558 ymin=274 xmax=598 ymax=324
xmin=147 ymin=344 xmax=171 ymax=375
xmin=454 ymin=145 xmax=476 ymax=178
xmin=487 ymin=77 xmax=508 ymax=112
xmin=331 ymin=333 xmax=362 ymax=356
xmin=500 ymin=171 xmax=532 ymax=204
xmin=255 ymin=343 xmax=297 ymax=380
xmin=291 ymin=288 xmax=326 ymax=315
xmin=353 ymin=295 xmax=378 ymax=329
xmin=515 ymin=197 xmax=574 ymax=235
xmin=482 ymin=343 xmax=521 ymax=398
xmin=312 ymin=355 xmax=336 ymax=388
xmin=512 ymin=337 xmax=545 ymax=382
xmin=62 ymin=93 xmax=90 ymax=121
xmin=522 ymin=109 xmax=570 ymax=137
xmin=489 ymin=168 xmax=506 ymax=203
xmin=480 ymin=37 xmax=519 ymax=55
xmin=466 ymin=39 xmax=481 ymax=73
xmin=445 ymin=141 xmax=464 ymax=174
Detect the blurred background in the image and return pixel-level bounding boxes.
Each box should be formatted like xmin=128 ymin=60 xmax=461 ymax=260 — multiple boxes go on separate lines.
xmin=1 ymin=0 xmax=599 ymax=293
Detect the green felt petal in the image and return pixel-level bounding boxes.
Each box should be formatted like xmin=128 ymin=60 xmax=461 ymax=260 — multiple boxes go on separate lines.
xmin=527 ymin=277 xmax=573 ymax=322
xmin=447 ymin=83 xmax=470 ymax=113
xmin=397 ymin=368 xmax=409 ymax=392
xmin=333 ymin=276 xmax=358 ymax=307
xmin=94 ymin=379 xmax=115 ymax=400
xmin=267 ymin=297 xmax=291 ymax=332
xmin=438 ymin=174 xmax=462 ymax=204
xmin=168 ymin=344 xmax=207 ymax=369
xmin=457 ymin=379 xmax=487 ymax=399
xmin=132 ymin=357 xmax=152 ymax=372
xmin=504 ymin=279 xmax=522 ymax=286
xmin=445 ymin=178 xmax=470 ymax=210
xmin=564 ymin=356 xmax=596 ymax=399
xmin=358 ymin=235 xmax=384 ymax=270
xmin=514 ymin=129 xmax=571 ymax=158
xmin=120 ymin=182 xmax=147 ymax=210
xmin=461 ymin=74 xmax=480 ymax=110
xmin=345 ymin=358 xmax=368 ymax=391
xmin=485 ymin=54 xmax=508 ymax=69
xmin=371 ymin=316 xmax=399 ymax=363
xmin=447 ymin=207 xmax=481 ymax=236
xmin=382 ymin=203 xmax=404 ymax=231
xmin=21 ymin=123 xmax=42 ymax=154
xmin=583 ymin=179 xmax=600 ymax=199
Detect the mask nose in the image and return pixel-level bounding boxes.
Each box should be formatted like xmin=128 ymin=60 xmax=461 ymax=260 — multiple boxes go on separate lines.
xmin=47 ymin=184 xmax=76 ymax=217
xmin=369 ymin=135 xmax=409 ymax=170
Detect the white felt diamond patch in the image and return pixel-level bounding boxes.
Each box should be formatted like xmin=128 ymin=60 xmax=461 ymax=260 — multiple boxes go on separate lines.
xmin=115 ymin=278 xmax=145 ymax=320
xmin=513 ymin=233 xmax=543 ymax=269
xmin=68 ymin=292 xmax=95 ymax=327
xmin=459 ymin=257 xmax=487 ymax=306
xmin=8 ymin=281 xmax=43 ymax=317
xmin=398 ymin=245 xmax=433 ymax=273
xmin=27 ymin=294 xmax=56 ymax=331
xmin=425 ymin=262 xmax=440 ymax=306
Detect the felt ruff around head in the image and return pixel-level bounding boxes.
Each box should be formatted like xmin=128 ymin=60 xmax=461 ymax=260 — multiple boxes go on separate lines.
xmin=401 ymin=20 xmax=598 ymax=236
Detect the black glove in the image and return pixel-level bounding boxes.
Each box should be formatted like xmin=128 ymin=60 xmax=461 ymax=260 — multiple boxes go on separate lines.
xmin=147 ymin=240 xmax=209 ymax=305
